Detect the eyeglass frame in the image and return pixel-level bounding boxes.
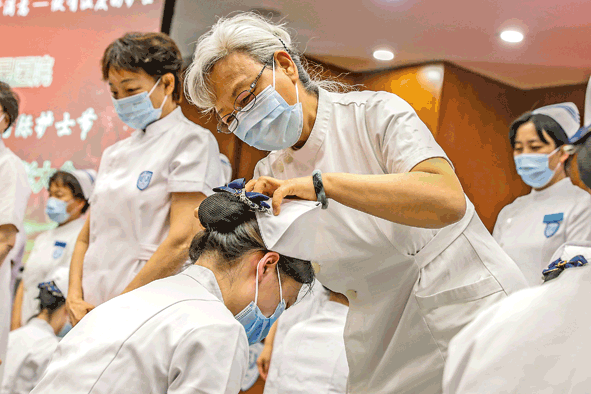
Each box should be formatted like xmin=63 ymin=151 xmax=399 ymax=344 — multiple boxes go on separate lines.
xmin=216 ymin=60 xmax=270 ymax=134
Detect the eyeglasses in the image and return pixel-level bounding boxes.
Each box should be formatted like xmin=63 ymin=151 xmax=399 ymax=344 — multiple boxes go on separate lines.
xmin=216 ymin=62 xmax=268 ymax=134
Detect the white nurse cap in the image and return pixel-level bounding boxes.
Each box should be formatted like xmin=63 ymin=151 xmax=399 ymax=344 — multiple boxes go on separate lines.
xmin=532 ymin=102 xmax=581 ymax=140
xmin=70 ymin=169 xmax=97 ymax=200
xmin=43 ymin=267 xmax=69 ymax=298
xmin=549 ymin=241 xmax=591 ymax=266
xmin=256 ymin=199 xmax=321 ymax=261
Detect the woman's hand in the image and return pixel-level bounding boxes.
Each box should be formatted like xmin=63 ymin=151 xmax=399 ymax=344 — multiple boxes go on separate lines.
xmin=246 ymin=176 xmax=317 ymax=215
xmin=257 ymin=343 xmax=273 ymax=381
xmin=66 ymin=295 xmax=95 ymax=326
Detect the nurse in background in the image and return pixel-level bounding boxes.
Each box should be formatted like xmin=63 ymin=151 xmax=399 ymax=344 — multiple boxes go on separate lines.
xmin=493 ymin=103 xmax=591 ymax=286
xmin=186 ymin=13 xmax=526 ymax=393
xmin=66 ymin=32 xmax=224 ymax=325
xmin=268 ymin=287 xmax=349 ymax=394
xmin=2 ymin=269 xmax=70 ymax=394
xmin=12 ymin=169 xmax=94 ymax=330
xmin=31 ymin=186 xmax=318 ymax=394
xmin=0 ymin=82 xmax=31 ymax=383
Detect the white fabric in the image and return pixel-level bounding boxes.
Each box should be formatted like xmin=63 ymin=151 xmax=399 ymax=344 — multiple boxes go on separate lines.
xmin=270 ymin=300 xmax=349 ymax=394
xmin=493 ymin=177 xmax=591 ymax=286
xmin=219 ymin=153 xmax=233 ymax=185
xmin=0 ymin=140 xmax=31 ymax=385
xmin=443 ymin=256 xmax=591 ymax=394
xmin=532 ymin=102 xmax=580 ymax=139
xmin=21 ymin=217 xmax=84 ymax=325
xmin=1 ymin=319 xmax=58 ymax=394
xmin=45 ymin=266 xmax=69 ymax=297
xmin=70 ymin=169 xmax=96 ymax=200
xmin=254 ymin=88 xmax=527 ymax=393
xmin=83 ymin=108 xmax=223 ymax=306
xmin=550 ymin=240 xmax=591 ymax=263
xmin=256 ymin=200 xmax=321 ymax=261
xmin=31 ymin=265 xmax=248 ymax=394
xmin=264 ymin=280 xmax=329 ymax=394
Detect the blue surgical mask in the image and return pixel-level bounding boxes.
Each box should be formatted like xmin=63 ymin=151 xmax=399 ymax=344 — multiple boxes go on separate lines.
xmin=235 ymin=261 xmax=286 ymax=345
xmin=57 ymin=321 xmax=72 ymax=338
xmin=112 ymin=78 xmax=167 ymax=130
xmin=514 ymin=148 xmax=562 ymax=188
xmin=46 ymin=197 xmax=70 ymax=224
xmin=234 ymin=61 xmax=303 ymax=151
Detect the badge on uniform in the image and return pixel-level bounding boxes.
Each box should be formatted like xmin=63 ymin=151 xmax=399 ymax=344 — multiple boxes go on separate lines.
xmin=52 ymin=241 xmax=67 ymax=259
xmin=137 ymin=171 xmax=153 ymax=191
xmin=543 ymin=213 xmax=564 ymax=238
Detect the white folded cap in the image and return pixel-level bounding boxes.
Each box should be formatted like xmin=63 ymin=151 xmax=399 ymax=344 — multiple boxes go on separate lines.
xmin=549 ymin=241 xmax=591 ymax=266
xmin=70 ymin=169 xmax=97 ymax=200
xmin=44 ymin=267 xmax=69 ymax=298
xmin=256 ymin=199 xmax=321 ymax=261
xmin=532 ymin=102 xmax=580 ymax=140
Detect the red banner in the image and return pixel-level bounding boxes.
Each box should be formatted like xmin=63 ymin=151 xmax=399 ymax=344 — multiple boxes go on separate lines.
xmin=0 ymin=0 xmax=165 ymax=243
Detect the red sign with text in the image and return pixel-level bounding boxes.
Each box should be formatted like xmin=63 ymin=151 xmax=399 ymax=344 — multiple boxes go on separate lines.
xmin=0 ymin=0 xmax=165 ymax=239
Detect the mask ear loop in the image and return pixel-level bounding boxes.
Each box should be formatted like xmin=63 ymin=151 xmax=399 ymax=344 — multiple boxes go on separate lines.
xmin=272 ymin=56 xmax=300 ymax=104
xmin=254 ymin=258 xmax=284 ymax=311
xmin=148 ymin=77 xmax=168 ymax=110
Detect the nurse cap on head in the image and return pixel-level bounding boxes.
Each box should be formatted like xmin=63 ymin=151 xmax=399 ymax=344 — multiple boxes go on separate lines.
xmin=532 ymin=102 xmax=581 ymax=140
xmin=212 ymin=179 xmax=321 ymax=261
xmin=37 ymin=267 xmax=69 ymax=308
xmin=70 ymin=169 xmax=97 ymax=200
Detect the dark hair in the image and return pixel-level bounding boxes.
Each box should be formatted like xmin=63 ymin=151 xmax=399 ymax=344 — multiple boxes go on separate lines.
xmin=509 ymin=113 xmax=569 ymax=149
xmin=48 ymin=171 xmax=89 ymax=214
xmin=0 ymin=81 xmax=19 ymax=129
xmin=37 ymin=284 xmax=66 ymax=317
xmin=190 ymin=192 xmax=315 ymax=287
xmin=101 ymin=32 xmax=183 ymax=102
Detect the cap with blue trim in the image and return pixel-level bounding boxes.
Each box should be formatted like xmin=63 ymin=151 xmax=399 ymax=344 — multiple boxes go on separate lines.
xmin=532 ymin=102 xmax=580 ymax=141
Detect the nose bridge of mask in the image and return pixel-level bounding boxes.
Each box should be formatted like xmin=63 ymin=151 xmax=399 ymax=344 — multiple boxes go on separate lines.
xmin=254 ymin=258 xmax=283 ymax=316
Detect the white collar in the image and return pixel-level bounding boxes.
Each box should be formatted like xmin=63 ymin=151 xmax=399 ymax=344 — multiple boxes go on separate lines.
xmin=181 ymin=265 xmax=224 ymax=302
xmin=136 ymin=106 xmax=184 ymax=137
xmin=286 ymin=88 xmax=331 ymax=165
xmin=530 ymin=177 xmax=573 ymax=199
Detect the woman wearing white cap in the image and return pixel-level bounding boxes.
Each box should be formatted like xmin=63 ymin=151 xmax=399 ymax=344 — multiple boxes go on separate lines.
xmin=30 ymin=182 xmax=317 ymax=394
xmin=185 ymin=13 xmax=527 ymax=394
xmin=66 ymin=32 xmax=227 ymax=326
xmin=2 ymin=268 xmax=70 ymax=394
xmin=11 ymin=169 xmax=95 ymax=330
xmin=493 ymin=103 xmax=591 ymax=286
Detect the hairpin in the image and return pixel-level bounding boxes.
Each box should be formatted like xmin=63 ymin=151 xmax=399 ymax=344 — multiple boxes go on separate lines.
xmin=213 ymin=178 xmax=273 ymax=214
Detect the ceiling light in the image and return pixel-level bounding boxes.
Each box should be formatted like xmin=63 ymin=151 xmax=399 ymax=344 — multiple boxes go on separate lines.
xmin=373 ymin=49 xmax=394 ymax=61
xmin=500 ymin=30 xmax=524 ymax=43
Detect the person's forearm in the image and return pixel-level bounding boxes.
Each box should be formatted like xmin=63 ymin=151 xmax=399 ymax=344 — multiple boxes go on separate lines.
xmin=11 ymin=281 xmax=24 ymax=330
xmin=121 ymin=236 xmax=190 ymax=294
xmin=0 ymin=243 xmax=11 ymax=268
xmin=0 ymin=225 xmax=17 ymax=266
xmin=69 ymin=217 xmax=90 ymax=300
xmin=323 ymin=171 xmax=466 ymax=229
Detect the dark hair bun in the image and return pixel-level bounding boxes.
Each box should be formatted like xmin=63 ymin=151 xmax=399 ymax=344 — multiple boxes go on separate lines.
xmin=38 ymin=287 xmax=66 ymax=311
xmin=198 ymin=193 xmax=255 ymax=233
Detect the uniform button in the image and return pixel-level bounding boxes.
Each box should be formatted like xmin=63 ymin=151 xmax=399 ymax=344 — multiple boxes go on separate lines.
xmin=346 ymin=289 xmax=358 ymax=301
xmin=311 ymin=262 xmax=321 ymax=274
xmin=285 ymin=155 xmax=294 ymax=164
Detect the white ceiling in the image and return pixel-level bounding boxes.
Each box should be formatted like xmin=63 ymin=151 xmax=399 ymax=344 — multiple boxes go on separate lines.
xmin=170 ymin=0 xmax=591 ymax=89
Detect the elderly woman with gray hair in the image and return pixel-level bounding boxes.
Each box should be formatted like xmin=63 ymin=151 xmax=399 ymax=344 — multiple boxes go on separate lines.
xmin=185 ymin=13 xmax=527 ymax=393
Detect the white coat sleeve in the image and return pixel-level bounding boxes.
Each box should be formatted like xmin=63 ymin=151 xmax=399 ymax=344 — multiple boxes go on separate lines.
xmin=11 ymin=341 xmax=58 ymax=394
xmin=167 ymin=323 xmax=248 ymax=394
xmin=364 ymin=92 xmax=449 ymax=175
xmin=167 ymin=127 xmax=222 ymax=196
xmin=565 ymin=194 xmax=591 ymax=243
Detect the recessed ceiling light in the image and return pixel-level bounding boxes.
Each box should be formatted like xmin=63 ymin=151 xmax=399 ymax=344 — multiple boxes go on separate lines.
xmin=500 ymin=30 xmax=524 ymax=43
xmin=373 ymin=49 xmax=395 ymax=61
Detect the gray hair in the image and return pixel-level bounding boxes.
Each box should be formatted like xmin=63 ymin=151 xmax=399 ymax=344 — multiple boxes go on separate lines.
xmin=185 ymin=12 xmax=345 ymax=112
